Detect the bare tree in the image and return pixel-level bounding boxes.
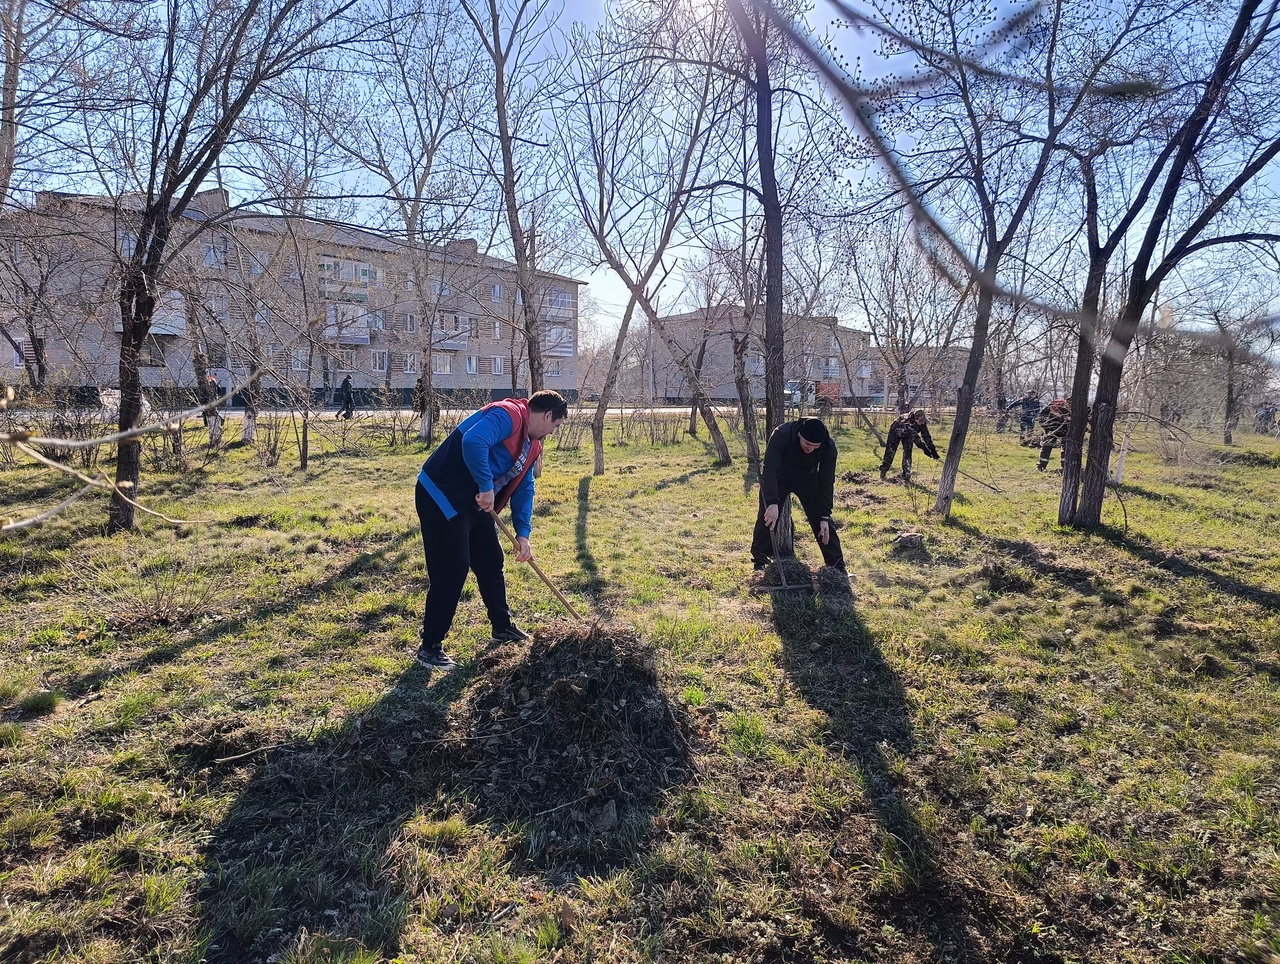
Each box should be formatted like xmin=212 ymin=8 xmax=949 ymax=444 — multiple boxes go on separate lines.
xmin=461 ymin=0 xmax=561 ymax=393
xmin=1054 ymin=0 xmax=1280 ymax=527
xmin=335 ymin=0 xmax=484 ymax=441
xmin=75 ymin=0 xmax=361 ymax=532
xmin=846 ymin=209 xmax=968 ymax=413
xmin=557 ymin=1 xmax=739 ymax=473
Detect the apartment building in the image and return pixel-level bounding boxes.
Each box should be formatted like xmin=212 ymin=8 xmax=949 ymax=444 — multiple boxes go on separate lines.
xmin=1 ymin=189 xmax=582 ymax=405
xmin=644 ymin=305 xmax=876 ymax=404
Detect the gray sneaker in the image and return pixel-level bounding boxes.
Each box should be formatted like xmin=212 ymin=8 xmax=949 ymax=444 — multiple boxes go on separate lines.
xmin=415 ymin=648 xmax=457 ymax=670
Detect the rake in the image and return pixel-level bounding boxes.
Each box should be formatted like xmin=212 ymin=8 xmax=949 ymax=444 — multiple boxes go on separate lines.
xmin=487 ymin=507 xmax=587 ymax=622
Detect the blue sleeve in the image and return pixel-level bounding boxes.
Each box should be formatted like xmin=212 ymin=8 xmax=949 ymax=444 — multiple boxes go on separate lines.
xmin=461 ymin=408 xmax=513 ymax=492
xmin=509 ymin=465 xmax=535 ymax=539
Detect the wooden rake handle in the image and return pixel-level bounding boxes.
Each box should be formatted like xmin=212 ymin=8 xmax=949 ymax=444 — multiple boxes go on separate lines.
xmin=486 ymin=507 xmax=586 ymax=623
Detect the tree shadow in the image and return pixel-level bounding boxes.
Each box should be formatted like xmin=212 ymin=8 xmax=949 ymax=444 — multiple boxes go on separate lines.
xmin=54 ymin=530 xmax=420 ymax=699
xmin=568 ymin=475 xmax=604 ymax=598
xmin=772 ymin=594 xmax=1036 ymax=961
xmin=948 ymin=519 xmax=1099 ymax=596
xmin=1100 ymin=529 xmax=1280 ymax=612
xmin=742 ymin=462 xmax=759 ymax=496
xmin=650 ymin=466 xmax=714 ymax=493
xmin=192 ymin=625 xmax=693 ymax=961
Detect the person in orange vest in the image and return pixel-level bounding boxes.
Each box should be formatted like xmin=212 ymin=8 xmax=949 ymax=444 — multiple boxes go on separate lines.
xmin=412 ymin=390 xmax=568 ymax=669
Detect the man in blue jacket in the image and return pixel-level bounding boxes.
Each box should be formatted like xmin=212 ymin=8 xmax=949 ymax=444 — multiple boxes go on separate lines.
xmin=414 ymin=389 xmax=568 ymax=669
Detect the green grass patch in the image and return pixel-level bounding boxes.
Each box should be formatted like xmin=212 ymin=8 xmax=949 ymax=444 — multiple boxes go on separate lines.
xmin=3 ymin=415 xmax=1280 ymax=962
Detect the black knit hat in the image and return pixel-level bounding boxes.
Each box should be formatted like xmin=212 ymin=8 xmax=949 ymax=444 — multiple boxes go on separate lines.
xmin=797 ymin=417 xmax=828 ymax=444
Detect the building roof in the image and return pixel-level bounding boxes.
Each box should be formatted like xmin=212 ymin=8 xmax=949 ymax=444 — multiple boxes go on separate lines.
xmin=32 ymin=188 xmax=585 ymax=286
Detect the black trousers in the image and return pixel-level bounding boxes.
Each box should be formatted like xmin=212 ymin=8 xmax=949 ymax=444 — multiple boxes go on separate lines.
xmin=751 ymin=486 xmax=844 ymax=568
xmin=880 ymin=433 xmax=915 ymax=476
xmin=416 ymin=484 xmax=514 ymax=652
xmin=1038 ymin=437 xmax=1062 ymax=469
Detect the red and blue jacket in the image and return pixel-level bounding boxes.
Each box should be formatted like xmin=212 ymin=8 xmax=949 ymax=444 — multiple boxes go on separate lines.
xmin=417 ymin=398 xmax=541 ymax=537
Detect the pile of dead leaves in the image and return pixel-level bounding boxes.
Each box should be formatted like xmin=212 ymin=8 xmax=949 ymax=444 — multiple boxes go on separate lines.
xmin=448 ymin=622 xmax=692 ymax=870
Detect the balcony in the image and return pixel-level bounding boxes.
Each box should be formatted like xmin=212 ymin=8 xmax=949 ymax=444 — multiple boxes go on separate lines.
xmin=321 ymin=321 xmax=369 ymax=345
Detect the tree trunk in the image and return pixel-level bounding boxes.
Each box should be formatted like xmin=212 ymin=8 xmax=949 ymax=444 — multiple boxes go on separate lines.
xmin=933 ymin=286 xmax=993 ymax=518
xmin=1077 ymin=294 xmax=1150 ymax=529
xmin=728 ymin=0 xmax=785 ymax=438
xmin=108 ymin=271 xmax=154 ymax=534
xmin=1224 ymin=344 xmax=1236 ymax=445
xmin=688 ymin=337 xmax=708 ymax=436
xmin=592 ymin=300 xmax=640 ymax=477
xmin=733 ymin=334 xmax=761 ymax=472
xmin=774 ymin=497 xmax=794 ymax=558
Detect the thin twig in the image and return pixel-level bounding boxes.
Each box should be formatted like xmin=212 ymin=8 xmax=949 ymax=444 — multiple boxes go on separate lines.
xmin=213 ymin=742 xmax=289 ymax=764
xmin=2 ymin=482 xmax=97 ymax=532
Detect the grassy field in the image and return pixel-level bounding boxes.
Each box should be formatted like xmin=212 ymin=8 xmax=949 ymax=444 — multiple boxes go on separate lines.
xmin=3 ymin=410 xmax=1280 ymax=963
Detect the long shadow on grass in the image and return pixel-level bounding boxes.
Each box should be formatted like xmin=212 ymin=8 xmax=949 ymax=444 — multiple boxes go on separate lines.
xmin=570 ymin=475 xmax=605 ymax=598
xmin=191 ymin=665 xmax=464 ymax=963
xmin=193 ymin=625 xmax=690 ymax=961
xmin=773 ymin=596 xmax=1034 ymax=962
xmin=1102 ymin=529 xmax=1280 ymax=611
xmin=949 ymin=518 xmax=1099 ymax=595
xmin=54 ymin=529 xmax=419 ymax=700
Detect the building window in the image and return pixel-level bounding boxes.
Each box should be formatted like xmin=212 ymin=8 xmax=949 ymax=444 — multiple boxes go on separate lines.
xmin=292 ymin=348 xmax=308 ymax=372
xmin=431 ymin=279 xmax=451 ymax=298
xmin=203 ymin=241 xmax=226 ymax=269
xmin=371 ymin=350 xmax=388 ymax=373
xmin=491 ymin=356 xmax=505 ymax=376
xmin=405 ymin=313 xmax=418 ymax=334
xmin=250 ymin=251 xmax=268 ymax=277
xmin=491 ymin=283 xmax=502 ymax=302
xmin=206 ymin=297 xmax=230 ymax=327
xmin=367 ymin=309 xmax=386 ymax=331
xmin=466 ymin=355 xmax=478 ymax=374
xmin=404 ymin=351 xmax=419 ymax=374
xmin=337 ymin=349 xmax=356 ymax=371
xmin=547 ymin=359 xmax=561 ymax=376
xmin=141 ymin=336 xmax=166 ymax=367
xmin=12 ymin=339 xmax=24 ymax=369
xmin=118 ymin=230 xmax=138 ymax=258
xmin=545 ymin=325 xmax=572 ymax=353
xmin=255 ymin=301 xmax=271 ymax=326
xmin=492 ymin=319 xmax=502 ymax=340
xmin=468 ymin=316 xmax=479 ymax=338
xmin=550 ymin=290 xmax=572 ymax=311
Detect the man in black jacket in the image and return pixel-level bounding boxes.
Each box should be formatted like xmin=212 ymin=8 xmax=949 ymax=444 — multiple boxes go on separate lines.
xmin=879 ymin=409 xmax=940 ymax=481
xmin=337 ymin=374 xmax=354 ymax=420
xmin=751 ymin=417 xmax=844 ymax=571
xmin=1037 ymin=398 xmax=1071 ymax=471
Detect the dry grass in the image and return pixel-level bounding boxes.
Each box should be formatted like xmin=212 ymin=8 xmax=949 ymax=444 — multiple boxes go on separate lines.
xmin=2 ymin=413 xmax=1280 ymax=962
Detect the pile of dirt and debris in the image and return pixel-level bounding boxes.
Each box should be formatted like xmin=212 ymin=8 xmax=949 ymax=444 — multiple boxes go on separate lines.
xmin=447 ymin=622 xmax=692 ymax=869
xmin=815 ymin=565 xmax=854 ymax=600
xmin=747 ymin=557 xmax=816 ymax=593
